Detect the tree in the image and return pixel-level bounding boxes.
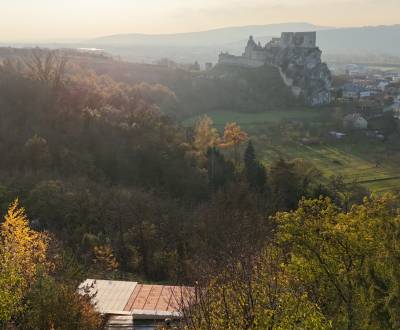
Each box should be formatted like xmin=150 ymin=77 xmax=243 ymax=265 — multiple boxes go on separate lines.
xmin=21 ymin=275 xmax=103 ymax=330
xmin=276 ymin=194 xmax=400 ymax=329
xmin=93 ymin=245 xmax=119 ymax=274
xmin=244 ymin=140 xmax=266 ymax=192
xmin=0 ymin=199 xmax=102 ymax=328
xmin=181 ymin=246 xmax=331 ymax=330
xmin=24 ymin=49 xmax=67 ymax=90
xmin=193 ymin=115 xmax=220 ymax=155
xmin=269 ymin=159 xmax=301 ymax=211
xmin=220 ymin=122 xmax=248 ymax=166
xmin=23 ymin=134 xmax=51 ymax=171
xmin=327 ymin=175 xmax=369 ymax=211
xmin=0 ymin=199 xmax=50 ymax=323
xmin=192 ymin=183 xmax=271 ymax=272
xmin=206 ymin=147 xmax=235 ymax=191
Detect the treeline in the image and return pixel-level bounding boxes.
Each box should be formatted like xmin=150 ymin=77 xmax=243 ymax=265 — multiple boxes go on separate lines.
xmin=72 ymin=54 xmax=299 ymax=117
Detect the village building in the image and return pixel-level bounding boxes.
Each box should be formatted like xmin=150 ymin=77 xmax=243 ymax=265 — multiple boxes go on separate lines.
xmin=384 ymin=95 xmax=400 ymax=119
xmin=341 ymin=83 xmax=365 ymax=100
xmin=343 ymin=113 xmax=368 ymax=130
xmin=79 ymin=279 xmax=194 ymax=330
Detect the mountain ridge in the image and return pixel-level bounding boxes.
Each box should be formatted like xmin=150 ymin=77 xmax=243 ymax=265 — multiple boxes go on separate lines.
xmin=87 ymin=23 xmax=328 ymax=46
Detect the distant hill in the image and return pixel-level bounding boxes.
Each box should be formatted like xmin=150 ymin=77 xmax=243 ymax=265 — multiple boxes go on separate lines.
xmin=88 ymin=23 xmax=327 ymax=47
xmin=77 ymin=23 xmax=400 ymax=64
xmin=317 ymin=25 xmax=400 ymax=55
xmin=3 ymin=23 xmax=400 ymax=65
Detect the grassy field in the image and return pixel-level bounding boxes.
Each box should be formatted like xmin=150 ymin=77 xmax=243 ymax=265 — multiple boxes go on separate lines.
xmin=183 ymin=109 xmax=323 ymax=130
xmin=183 ymin=110 xmax=400 ymax=193
xmin=258 ymin=142 xmax=400 ymax=192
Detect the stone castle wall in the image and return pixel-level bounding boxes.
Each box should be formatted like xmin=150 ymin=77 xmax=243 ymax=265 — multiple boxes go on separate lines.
xmin=218 ymin=53 xmax=265 ymax=68
xmin=218 ymin=32 xmax=331 ymax=106
xmin=280 ymin=32 xmax=316 ymax=48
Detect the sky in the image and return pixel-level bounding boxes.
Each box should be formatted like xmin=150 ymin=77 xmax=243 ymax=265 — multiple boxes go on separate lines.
xmin=1 ymin=0 xmax=399 ymax=41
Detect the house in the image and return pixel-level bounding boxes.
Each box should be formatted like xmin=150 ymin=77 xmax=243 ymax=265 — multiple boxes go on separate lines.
xmin=79 ymin=279 xmax=194 ymax=330
xmin=377 ymin=81 xmax=390 ymax=91
xmin=341 ymin=83 xmax=364 ymax=99
xmin=343 ymin=113 xmax=368 ymax=130
xmin=359 ymin=90 xmax=379 ymax=98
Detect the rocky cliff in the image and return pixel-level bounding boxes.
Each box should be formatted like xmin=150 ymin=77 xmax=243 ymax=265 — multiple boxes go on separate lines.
xmin=219 ymin=33 xmax=332 ymax=106
xmin=270 ymin=47 xmax=331 ymax=106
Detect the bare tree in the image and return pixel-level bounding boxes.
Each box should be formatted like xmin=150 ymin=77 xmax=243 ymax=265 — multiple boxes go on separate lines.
xmin=24 ymin=48 xmax=67 ymax=90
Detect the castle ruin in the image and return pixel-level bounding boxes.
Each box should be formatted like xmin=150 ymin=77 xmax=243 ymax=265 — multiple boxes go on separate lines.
xmin=218 ymin=32 xmax=331 ymax=106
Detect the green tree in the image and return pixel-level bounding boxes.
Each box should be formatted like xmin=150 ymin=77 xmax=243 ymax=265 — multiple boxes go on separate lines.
xmin=182 ymin=246 xmax=331 ymax=330
xmin=276 ymin=194 xmax=400 ymax=329
xmin=206 ymin=147 xmax=235 ymax=191
xmin=20 ymin=275 xmax=103 ymax=330
xmin=244 ymin=140 xmax=266 ymax=192
xmin=269 ymin=159 xmax=301 ymax=211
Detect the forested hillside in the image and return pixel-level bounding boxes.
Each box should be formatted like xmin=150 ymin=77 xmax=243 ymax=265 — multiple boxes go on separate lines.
xmin=1 ymin=50 xmax=400 ymax=329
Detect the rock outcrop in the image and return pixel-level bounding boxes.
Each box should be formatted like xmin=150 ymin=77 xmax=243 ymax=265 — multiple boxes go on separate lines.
xmin=218 ymin=32 xmax=332 ymax=106
xmin=271 ymin=46 xmax=331 ymax=106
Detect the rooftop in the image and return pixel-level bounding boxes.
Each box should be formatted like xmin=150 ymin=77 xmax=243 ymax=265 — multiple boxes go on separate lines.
xmin=79 ymin=279 xmax=194 ymax=319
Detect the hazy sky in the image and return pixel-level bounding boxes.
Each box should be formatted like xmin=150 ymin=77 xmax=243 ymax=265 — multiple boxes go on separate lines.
xmin=1 ymin=0 xmax=399 ymax=41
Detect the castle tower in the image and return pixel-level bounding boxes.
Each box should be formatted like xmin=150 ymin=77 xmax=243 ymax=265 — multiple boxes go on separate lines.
xmin=280 ymin=32 xmax=316 ymax=48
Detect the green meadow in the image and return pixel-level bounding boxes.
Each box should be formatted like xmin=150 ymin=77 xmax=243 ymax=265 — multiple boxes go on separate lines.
xmin=184 ymin=110 xmax=400 ymax=192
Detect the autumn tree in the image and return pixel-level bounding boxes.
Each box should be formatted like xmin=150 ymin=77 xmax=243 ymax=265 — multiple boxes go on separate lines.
xmin=193 ymin=115 xmax=220 ymax=155
xmin=276 ymin=194 xmax=400 ymax=329
xmin=220 ymin=122 xmax=248 ymax=166
xmin=191 ymin=183 xmax=271 ymax=272
xmin=181 ymin=246 xmax=331 ymax=330
xmin=21 ymin=275 xmax=103 ymax=330
xmin=93 ymin=245 xmax=119 ymax=274
xmin=24 ymin=48 xmax=67 ymax=90
xmin=0 ymin=199 xmax=50 ymax=323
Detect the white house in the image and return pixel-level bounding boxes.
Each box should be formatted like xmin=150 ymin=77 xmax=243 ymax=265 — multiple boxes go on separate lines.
xmin=343 ymin=113 xmax=368 ymax=130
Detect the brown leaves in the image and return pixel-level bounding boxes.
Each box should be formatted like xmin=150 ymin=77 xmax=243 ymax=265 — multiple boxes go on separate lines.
xmin=220 ymin=122 xmax=248 ymax=149
xmin=93 ymin=245 xmax=119 ymax=272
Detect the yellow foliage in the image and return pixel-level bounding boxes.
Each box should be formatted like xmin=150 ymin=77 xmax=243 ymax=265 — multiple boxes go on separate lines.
xmin=220 ymin=122 xmax=248 ymax=165
xmin=1 ymin=199 xmax=49 ymax=279
xmin=182 ymin=247 xmax=331 ymax=329
xmin=0 ymin=198 xmax=50 ymax=321
xmin=220 ymin=122 xmax=248 ymax=149
xmin=93 ymin=245 xmax=119 ymax=272
xmin=193 ymin=115 xmax=220 ymax=153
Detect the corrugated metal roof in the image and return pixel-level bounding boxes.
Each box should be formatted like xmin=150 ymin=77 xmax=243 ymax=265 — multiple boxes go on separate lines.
xmin=79 ymin=279 xmax=138 ymax=314
xmin=124 ymin=284 xmax=194 ymax=314
xmin=79 ymin=279 xmax=194 ymax=318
